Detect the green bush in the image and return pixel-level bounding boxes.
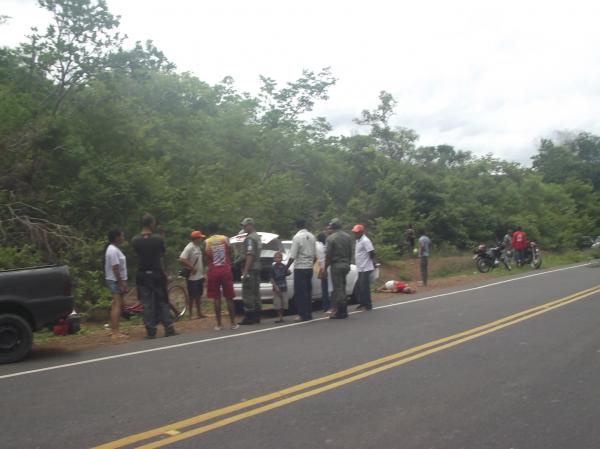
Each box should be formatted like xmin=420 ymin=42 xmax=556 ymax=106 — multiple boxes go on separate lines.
xmin=0 ymin=245 xmax=43 ymax=270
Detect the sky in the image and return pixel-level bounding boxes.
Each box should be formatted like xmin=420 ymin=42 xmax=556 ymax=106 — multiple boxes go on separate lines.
xmin=2 ymin=0 xmax=600 ymax=165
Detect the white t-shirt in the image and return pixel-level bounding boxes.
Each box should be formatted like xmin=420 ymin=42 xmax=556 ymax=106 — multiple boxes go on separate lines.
xmin=289 ymin=229 xmax=317 ymax=269
xmin=179 ymin=241 xmax=205 ymax=281
xmin=355 ymin=235 xmax=375 ymax=272
xmin=315 ymin=241 xmax=326 ymax=267
xmin=105 ymin=244 xmax=127 ymax=281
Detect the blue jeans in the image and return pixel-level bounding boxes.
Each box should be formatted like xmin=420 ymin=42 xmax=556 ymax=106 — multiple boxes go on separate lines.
xmin=294 ymin=269 xmax=313 ymax=321
xmin=357 ymin=271 xmax=373 ymax=309
xmin=321 ymin=277 xmax=330 ymax=311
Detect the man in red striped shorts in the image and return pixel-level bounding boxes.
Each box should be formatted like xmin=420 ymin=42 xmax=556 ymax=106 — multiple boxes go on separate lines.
xmin=204 ymin=222 xmax=239 ymax=330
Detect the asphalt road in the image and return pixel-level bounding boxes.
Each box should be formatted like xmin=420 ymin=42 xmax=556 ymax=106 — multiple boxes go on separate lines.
xmin=1 ymin=263 xmax=599 ymax=449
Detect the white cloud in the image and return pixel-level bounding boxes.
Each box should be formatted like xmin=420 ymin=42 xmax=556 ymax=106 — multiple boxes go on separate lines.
xmin=2 ymin=0 xmax=600 ymax=165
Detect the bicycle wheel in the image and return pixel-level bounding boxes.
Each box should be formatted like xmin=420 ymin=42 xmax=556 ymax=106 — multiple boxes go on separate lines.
xmin=167 ymin=285 xmax=188 ymax=321
xmin=123 ymin=287 xmax=139 ymax=306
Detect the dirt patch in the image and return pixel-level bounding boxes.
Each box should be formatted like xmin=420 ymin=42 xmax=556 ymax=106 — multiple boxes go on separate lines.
xmin=35 ymin=256 xmax=491 ymax=353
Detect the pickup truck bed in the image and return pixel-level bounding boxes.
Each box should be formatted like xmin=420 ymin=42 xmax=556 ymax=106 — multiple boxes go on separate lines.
xmin=0 ymin=265 xmax=74 ymax=363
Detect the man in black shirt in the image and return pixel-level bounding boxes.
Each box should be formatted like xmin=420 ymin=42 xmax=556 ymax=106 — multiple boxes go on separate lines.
xmin=132 ymin=213 xmax=176 ymax=338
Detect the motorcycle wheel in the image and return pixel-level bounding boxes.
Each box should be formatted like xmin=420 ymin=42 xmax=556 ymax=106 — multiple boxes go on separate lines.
xmin=531 ymin=254 xmax=542 ymax=269
xmin=476 ymin=257 xmax=491 ymax=273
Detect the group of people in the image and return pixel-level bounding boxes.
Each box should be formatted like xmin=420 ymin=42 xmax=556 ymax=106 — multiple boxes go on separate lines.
xmin=104 ymin=214 xmax=241 ymax=340
xmin=267 ymin=217 xmax=374 ymax=323
xmin=104 ymin=214 xmax=421 ymax=340
xmin=104 ymin=214 xmax=179 ymax=340
xmin=501 ymin=226 xmax=530 ymax=268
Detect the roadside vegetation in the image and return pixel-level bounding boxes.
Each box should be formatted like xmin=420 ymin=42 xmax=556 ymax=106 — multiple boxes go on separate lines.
xmin=2 ymin=0 xmax=599 ymax=319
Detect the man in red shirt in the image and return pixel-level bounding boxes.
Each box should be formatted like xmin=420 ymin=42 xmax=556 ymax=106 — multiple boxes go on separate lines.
xmin=511 ymin=226 xmax=528 ymax=267
xmin=204 ymin=222 xmax=238 ymax=330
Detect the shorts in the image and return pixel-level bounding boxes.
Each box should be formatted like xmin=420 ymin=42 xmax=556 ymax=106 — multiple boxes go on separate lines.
xmin=186 ymin=279 xmax=204 ymax=299
xmin=273 ymin=290 xmax=289 ymax=310
xmin=105 ymin=280 xmax=121 ymax=294
xmin=207 ymin=269 xmax=235 ymax=300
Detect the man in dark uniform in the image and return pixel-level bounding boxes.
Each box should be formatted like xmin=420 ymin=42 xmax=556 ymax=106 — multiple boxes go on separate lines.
xmin=324 ymin=218 xmax=353 ymax=319
xmin=239 ymin=217 xmax=263 ymax=325
xmin=132 ymin=213 xmax=176 ymax=338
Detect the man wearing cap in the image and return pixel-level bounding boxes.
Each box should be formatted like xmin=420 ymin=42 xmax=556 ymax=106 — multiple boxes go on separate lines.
xmin=325 ymin=218 xmax=353 ymax=319
xmin=352 ymin=224 xmax=376 ymax=311
xmin=239 ymin=218 xmax=263 ymax=325
xmin=179 ymin=230 xmax=206 ymax=319
xmin=286 ymin=218 xmax=317 ymax=321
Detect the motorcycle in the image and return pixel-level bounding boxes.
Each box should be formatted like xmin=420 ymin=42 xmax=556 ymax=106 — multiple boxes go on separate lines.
xmin=517 ymin=241 xmax=542 ymax=269
xmin=473 ymin=242 xmax=511 ymax=273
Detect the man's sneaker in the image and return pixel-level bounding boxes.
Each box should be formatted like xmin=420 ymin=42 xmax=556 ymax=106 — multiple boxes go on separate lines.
xmin=214 ymin=326 xmax=222 ymax=331
xmin=165 ymin=327 xmax=178 ymax=337
xmin=230 ymin=324 xmax=239 ymax=330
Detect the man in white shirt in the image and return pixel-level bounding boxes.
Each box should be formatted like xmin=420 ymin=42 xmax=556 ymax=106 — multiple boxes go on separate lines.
xmin=286 ymin=218 xmax=317 ymax=321
xmin=352 ymin=224 xmax=376 ymax=311
xmin=179 ymin=230 xmax=206 ymax=319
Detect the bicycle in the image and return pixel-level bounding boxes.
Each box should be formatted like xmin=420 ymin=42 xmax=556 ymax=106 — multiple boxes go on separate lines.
xmin=122 ymin=277 xmax=188 ymax=322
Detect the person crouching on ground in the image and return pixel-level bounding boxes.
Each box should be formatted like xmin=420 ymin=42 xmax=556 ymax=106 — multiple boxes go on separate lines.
xmin=377 ymin=280 xmax=416 ymax=294
xmin=271 ymin=251 xmax=291 ymax=323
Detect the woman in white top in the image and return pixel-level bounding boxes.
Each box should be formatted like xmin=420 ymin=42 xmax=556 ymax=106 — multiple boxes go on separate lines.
xmin=104 ymin=229 xmax=128 ymax=339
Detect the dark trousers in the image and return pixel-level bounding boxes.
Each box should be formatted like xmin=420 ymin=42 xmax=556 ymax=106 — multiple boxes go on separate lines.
xmin=331 ymin=265 xmax=350 ymax=309
xmin=137 ymin=273 xmax=173 ymax=336
xmin=357 ymin=271 xmax=373 ymax=309
xmin=242 ymin=270 xmax=261 ymax=313
xmin=420 ymin=256 xmax=428 ymax=286
xmin=321 ymin=276 xmax=330 ymax=311
xmin=515 ymin=248 xmax=525 ymax=265
xmin=294 ymin=268 xmax=313 ymax=320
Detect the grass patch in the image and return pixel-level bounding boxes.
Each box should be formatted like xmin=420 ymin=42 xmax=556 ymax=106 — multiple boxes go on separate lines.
xmin=431 ymin=257 xmax=474 ymax=278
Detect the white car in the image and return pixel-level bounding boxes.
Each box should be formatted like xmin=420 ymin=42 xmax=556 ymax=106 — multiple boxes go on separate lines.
xmin=229 ymin=232 xmax=376 ymax=311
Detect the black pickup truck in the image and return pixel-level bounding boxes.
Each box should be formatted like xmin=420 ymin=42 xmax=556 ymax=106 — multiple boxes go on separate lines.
xmin=0 ymin=265 xmax=74 ymax=363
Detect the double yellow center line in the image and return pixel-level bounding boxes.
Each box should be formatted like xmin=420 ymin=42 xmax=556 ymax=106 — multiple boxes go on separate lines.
xmin=94 ymin=285 xmax=600 ymax=449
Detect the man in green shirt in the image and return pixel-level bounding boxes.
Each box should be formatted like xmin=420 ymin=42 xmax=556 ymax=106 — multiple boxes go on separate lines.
xmin=239 ymin=217 xmax=263 ymax=325
xmin=324 ymin=218 xmax=353 ymax=319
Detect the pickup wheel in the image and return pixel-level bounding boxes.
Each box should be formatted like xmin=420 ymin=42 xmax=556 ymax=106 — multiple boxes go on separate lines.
xmin=0 ymin=314 xmax=33 ymax=364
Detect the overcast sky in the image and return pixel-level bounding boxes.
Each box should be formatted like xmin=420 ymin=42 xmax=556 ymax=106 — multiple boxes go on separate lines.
xmin=3 ymin=0 xmax=600 ymax=165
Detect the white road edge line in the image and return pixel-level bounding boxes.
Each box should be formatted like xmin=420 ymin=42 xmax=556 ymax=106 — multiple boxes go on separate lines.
xmin=0 ymin=263 xmax=591 ymax=380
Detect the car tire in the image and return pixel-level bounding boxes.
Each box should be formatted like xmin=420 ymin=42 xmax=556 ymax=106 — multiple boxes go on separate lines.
xmin=0 ymin=314 xmax=33 ymax=364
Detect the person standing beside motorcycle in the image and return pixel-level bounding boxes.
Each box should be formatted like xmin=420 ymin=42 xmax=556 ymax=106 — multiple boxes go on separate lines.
xmin=502 ymin=229 xmax=513 ymax=270
xmin=512 ymin=226 xmax=528 ymax=267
